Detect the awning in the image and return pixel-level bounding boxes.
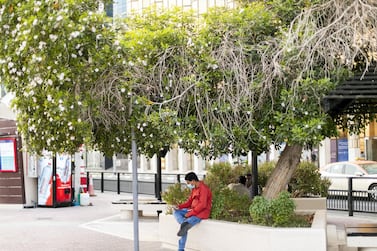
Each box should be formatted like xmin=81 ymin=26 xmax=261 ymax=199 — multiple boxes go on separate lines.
xmin=322 ymin=68 xmax=377 ymax=117
xmin=0 ymin=102 xmax=15 ymax=120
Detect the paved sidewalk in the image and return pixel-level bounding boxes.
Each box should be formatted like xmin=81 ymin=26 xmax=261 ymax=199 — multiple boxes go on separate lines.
xmin=0 ymin=191 xmax=168 ymax=251
xmin=1 ymin=191 xmax=377 ymax=251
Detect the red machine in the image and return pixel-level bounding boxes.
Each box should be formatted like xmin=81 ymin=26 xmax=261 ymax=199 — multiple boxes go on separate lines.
xmin=37 ymin=152 xmax=72 ymax=207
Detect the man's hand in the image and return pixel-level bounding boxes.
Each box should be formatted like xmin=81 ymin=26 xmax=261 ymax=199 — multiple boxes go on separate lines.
xmin=184 ymin=209 xmax=192 ymax=217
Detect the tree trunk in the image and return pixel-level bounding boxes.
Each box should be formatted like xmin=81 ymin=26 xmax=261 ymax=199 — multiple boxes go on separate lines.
xmin=263 ymin=143 xmax=303 ymax=199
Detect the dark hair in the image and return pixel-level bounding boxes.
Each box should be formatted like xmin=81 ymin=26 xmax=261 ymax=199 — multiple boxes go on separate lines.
xmin=185 ymin=172 xmax=199 ymax=181
xmin=238 ymin=175 xmax=246 ymax=185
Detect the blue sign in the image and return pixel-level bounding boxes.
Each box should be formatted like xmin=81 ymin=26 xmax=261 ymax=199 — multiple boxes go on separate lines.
xmin=337 ymin=138 xmax=348 ymax=161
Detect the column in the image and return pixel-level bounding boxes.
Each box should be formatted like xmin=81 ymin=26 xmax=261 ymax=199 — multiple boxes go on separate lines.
xmin=150 ymin=154 xmax=157 ymax=173
xmin=177 ymin=148 xmax=187 ymax=173
xmin=348 ymin=134 xmax=360 ymax=161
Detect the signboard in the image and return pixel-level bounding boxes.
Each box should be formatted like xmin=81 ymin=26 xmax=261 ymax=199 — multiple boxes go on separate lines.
xmin=0 ymin=137 xmax=17 ymax=172
xmin=337 ymin=138 xmax=349 ymax=161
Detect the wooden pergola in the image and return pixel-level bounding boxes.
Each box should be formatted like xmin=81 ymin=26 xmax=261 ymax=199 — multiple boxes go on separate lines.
xmin=322 ymin=67 xmax=377 ymax=117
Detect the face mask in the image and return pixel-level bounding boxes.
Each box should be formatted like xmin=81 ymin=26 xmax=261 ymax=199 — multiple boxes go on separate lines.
xmin=187 ymin=183 xmax=195 ymax=189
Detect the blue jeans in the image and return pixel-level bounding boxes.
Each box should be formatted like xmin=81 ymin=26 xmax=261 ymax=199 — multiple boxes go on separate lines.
xmin=173 ymin=208 xmax=202 ymax=251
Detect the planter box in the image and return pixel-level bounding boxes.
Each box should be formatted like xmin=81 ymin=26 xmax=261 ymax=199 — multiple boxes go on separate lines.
xmin=159 ymin=210 xmax=327 ymax=251
xmin=293 ymin=197 xmax=327 ymax=213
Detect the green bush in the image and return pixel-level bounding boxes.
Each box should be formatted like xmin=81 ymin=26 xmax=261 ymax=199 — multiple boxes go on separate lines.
xmin=162 ymin=163 xmax=253 ymax=221
xmin=289 ymin=161 xmax=331 ymax=197
xmin=248 ymin=196 xmax=271 ymax=225
xmin=161 ymin=183 xmax=190 ymax=214
xmin=205 ymin=162 xmax=252 ymax=221
xmin=258 ymin=161 xmax=276 ymax=188
xmin=258 ymin=161 xmax=330 ymax=197
xmin=249 ymin=191 xmax=296 ymax=227
xmin=161 ymin=162 xmax=316 ymax=227
xmin=210 ymin=188 xmax=251 ymax=222
xmin=205 ymin=162 xmax=250 ymax=191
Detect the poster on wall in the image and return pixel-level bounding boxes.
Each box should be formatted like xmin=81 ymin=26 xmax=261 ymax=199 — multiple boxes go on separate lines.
xmin=0 ymin=138 xmax=17 ymax=172
xmin=338 ymin=138 xmax=349 ymax=161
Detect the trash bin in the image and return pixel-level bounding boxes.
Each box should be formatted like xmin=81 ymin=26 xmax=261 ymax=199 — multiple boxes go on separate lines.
xmin=80 ymin=193 xmax=90 ymax=206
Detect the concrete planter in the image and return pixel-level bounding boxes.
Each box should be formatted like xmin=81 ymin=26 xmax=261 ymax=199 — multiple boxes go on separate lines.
xmin=293 ymin=197 xmax=327 ymax=213
xmin=159 ymin=209 xmax=327 ymax=251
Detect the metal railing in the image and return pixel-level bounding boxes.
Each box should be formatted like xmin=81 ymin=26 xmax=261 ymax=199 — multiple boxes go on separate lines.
xmin=85 ymin=170 xmax=198 ymax=199
xmin=327 ymin=176 xmax=377 ymax=216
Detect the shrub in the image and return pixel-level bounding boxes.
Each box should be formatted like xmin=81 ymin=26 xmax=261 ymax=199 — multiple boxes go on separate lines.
xmin=258 ymin=161 xmax=276 ymax=188
xmin=249 ymin=191 xmax=296 ymax=227
xmin=258 ymin=161 xmax=330 ymax=197
xmin=205 ymin=162 xmax=250 ymax=191
xmin=289 ymin=161 xmax=331 ymax=197
xmin=248 ymin=196 xmax=271 ymax=225
xmin=205 ymin=162 xmax=252 ymax=221
xmin=210 ymin=188 xmax=252 ymax=222
xmin=161 ymin=183 xmax=190 ymax=214
xmin=270 ymin=191 xmax=296 ymax=226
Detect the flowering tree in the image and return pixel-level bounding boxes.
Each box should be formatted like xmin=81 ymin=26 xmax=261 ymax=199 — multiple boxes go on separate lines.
xmin=0 ymin=0 xmax=181 ymax=157
xmin=2 ymin=0 xmax=377 ymax=200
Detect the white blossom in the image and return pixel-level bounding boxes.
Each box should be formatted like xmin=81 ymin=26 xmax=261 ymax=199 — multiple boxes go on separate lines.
xmin=38 ymin=41 xmax=47 ymax=50
xmin=58 ymin=73 xmax=65 ymax=81
xmin=70 ymin=31 xmax=80 ymax=39
xmin=49 ymin=34 xmax=58 ymax=42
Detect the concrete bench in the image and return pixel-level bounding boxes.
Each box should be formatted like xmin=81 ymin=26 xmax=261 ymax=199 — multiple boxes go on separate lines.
xmin=112 ymin=200 xmax=167 ymax=220
xmin=346 ymin=223 xmax=377 ymax=251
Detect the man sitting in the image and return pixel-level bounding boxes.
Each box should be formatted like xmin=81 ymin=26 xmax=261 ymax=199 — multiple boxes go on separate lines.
xmin=228 ymin=175 xmax=251 ymax=198
xmin=173 ymin=172 xmax=212 ymax=251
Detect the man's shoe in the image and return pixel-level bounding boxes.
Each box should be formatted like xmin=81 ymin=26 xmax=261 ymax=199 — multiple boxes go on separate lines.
xmin=177 ymin=222 xmax=192 ymax=236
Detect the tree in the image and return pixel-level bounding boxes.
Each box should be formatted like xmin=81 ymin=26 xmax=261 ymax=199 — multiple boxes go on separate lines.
xmin=2 ymin=0 xmax=377 ymax=200
xmin=0 ymin=0 xmax=182 ymax=157
xmin=263 ymin=0 xmax=377 ymax=198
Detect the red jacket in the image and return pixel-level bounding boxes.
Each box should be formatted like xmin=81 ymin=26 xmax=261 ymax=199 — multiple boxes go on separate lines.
xmin=178 ymin=181 xmax=212 ymax=219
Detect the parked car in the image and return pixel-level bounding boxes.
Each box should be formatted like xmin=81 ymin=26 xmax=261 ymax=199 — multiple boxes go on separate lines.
xmin=320 ymin=160 xmax=377 ymax=200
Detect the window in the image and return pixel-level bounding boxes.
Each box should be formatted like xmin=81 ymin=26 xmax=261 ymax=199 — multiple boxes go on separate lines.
xmin=328 ymin=164 xmax=343 ymax=174
xmin=344 ymin=164 xmax=358 ymax=175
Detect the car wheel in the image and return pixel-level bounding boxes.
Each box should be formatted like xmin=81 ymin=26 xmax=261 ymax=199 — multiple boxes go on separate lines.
xmin=368 ymin=184 xmax=377 ymax=201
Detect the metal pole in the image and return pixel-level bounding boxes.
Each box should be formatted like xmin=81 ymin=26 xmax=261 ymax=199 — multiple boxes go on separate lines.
xmin=251 ymin=151 xmax=258 ymax=198
xmin=117 ymin=173 xmax=120 ymax=194
xmin=348 ymin=177 xmax=354 ymax=216
xmin=101 ymin=172 xmax=104 ymax=193
xmin=154 ymin=174 xmax=158 ymax=198
xmin=156 ymin=154 xmax=162 ymax=201
xmin=132 ymin=128 xmax=139 ymax=251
